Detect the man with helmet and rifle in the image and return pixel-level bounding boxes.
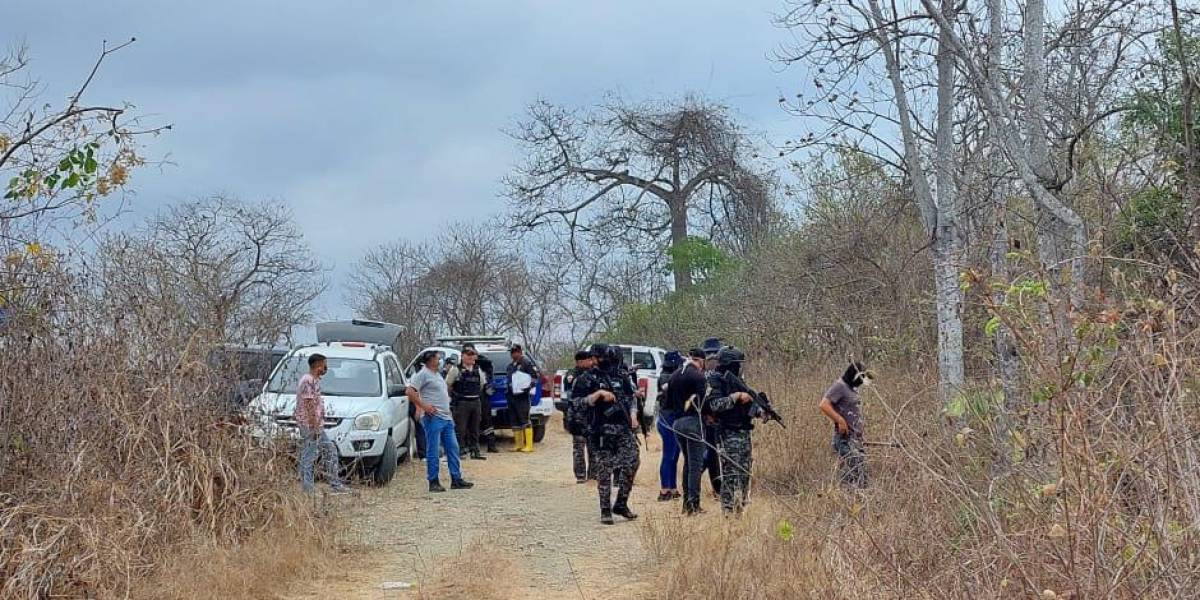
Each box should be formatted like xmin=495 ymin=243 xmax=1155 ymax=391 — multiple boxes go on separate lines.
xmin=573 ymin=343 xmax=641 ymax=525
xmin=703 ymin=345 xmax=776 ymax=514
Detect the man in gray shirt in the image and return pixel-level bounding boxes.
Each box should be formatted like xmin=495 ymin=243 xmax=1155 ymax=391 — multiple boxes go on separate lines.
xmin=819 ymin=362 xmax=871 ymax=488
xmin=407 ymin=351 xmax=474 ymax=492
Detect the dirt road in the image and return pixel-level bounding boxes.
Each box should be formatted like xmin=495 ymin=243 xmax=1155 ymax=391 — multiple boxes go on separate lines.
xmin=286 ymin=415 xmax=664 ymax=600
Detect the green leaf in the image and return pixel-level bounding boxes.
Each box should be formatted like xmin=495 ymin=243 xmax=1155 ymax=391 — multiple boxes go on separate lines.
xmin=945 ymin=395 xmax=967 ymax=419
xmin=776 ymin=519 xmax=795 ymax=542
xmin=63 ymin=173 xmax=80 ymax=189
xmin=58 ymin=158 xmax=73 ymax=171
xmin=984 ymin=316 xmax=1002 ymax=337
xmin=84 ymin=156 xmax=97 ymax=174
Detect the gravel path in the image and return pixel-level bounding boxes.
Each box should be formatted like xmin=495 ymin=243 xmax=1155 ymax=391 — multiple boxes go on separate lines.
xmin=286 ymin=414 xmax=664 ymax=599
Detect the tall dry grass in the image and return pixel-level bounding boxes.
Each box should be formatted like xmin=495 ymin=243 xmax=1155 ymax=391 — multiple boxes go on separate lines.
xmin=0 ymin=268 xmax=328 ymax=598
xmin=641 ymin=276 xmax=1200 ymax=599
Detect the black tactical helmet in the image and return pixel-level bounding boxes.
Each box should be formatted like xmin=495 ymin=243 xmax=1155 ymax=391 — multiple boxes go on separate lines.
xmin=716 ymin=346 xmax=745 ymax=373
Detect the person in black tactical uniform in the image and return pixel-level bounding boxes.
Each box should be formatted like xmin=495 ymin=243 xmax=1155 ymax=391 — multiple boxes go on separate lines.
xmin=703 ymin=346 xmax=757 ymax=514
xmin=564 ymin=349 xmax=596 ymax=483
xmin=461 ymin=343 xmax=499 ymax=454
xmin=574 ymin=344 xmax=640 ymax=525
xmin=700 ymin=342 xmax=723 ymax=500
xmin=667 ymin=348 xmax=709 ymax=514
xmin=446 ymin=347 xmax=488 ymax=461
xmin=505 ymin=344 xmax=540 ymax=453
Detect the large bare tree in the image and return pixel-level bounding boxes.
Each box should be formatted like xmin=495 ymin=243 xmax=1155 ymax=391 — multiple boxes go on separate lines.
xmin=505 ymin=97 xmax=771 ymax=290
xmin=96 ymin=196 xmax=324 ymax=345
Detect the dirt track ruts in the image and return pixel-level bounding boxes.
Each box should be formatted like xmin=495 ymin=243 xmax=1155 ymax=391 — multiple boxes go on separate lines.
xmin=283 ymin=414 xmax=663 ymax=599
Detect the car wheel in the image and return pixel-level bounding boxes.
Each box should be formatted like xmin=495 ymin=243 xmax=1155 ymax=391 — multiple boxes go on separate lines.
xmin=371 ymin=436 xmax=397 ymax=486
xmin=397 ymin=419 xmax=413 ymax=465
xmin=532 ymin=422 xmax=546 ymax=443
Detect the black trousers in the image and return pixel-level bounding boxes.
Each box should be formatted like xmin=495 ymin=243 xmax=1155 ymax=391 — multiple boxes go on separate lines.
xmin=673 ymin=415 xmax=707 ymax=510
xmin=507 ymin=393 xmax=531 ymax=429
xmin=452 ymin=397 xmax=481 ymax=452
xmin=703 ymin=422 xmax=722 ymax=495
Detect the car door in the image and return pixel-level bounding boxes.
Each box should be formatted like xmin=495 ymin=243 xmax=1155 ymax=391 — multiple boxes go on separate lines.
xmin=384 ymin=356 xmax=409 ymax=433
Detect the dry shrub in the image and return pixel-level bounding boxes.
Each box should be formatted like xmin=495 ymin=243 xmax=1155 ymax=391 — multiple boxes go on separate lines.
xmin=0 ymin=265 xmax=324 ymax=598
xmin=415 ymin=537 xmax=519 ymax=600
xmin=646 ymin=275 xmax=1200 ymax=599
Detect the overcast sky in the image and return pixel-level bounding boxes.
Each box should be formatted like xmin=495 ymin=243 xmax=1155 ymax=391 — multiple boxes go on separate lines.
xmin=3 ymin=1 xmax=805 ymax=318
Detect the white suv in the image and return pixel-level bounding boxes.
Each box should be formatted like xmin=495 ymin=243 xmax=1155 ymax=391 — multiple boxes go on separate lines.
xmin=248 ymin=320 xmax=414 ymax=486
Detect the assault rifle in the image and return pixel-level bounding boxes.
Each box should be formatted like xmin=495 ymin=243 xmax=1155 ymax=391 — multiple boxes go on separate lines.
xmin=722 ymin=372 xmax=786 ymax=428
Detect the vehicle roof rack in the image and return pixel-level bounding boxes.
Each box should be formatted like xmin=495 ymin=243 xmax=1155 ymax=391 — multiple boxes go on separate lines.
xmin=433 ymin=334 xmax=510 ymax=346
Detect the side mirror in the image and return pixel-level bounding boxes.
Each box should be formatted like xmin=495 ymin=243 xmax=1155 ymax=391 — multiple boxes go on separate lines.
xmin=388 ymin=383 xmax=407 ymax=398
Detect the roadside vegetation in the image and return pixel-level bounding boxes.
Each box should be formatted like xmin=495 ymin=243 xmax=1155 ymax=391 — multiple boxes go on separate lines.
xmin=4 ymin=0 xmax=1200 ymax=598
xmin=0 ymin=44 xmax=331 ymax=598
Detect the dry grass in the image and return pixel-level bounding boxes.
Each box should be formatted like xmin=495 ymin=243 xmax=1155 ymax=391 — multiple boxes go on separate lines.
xmin=642 ymin=293 xmax=1200 ymax=600
xmin=414 ymin=537 xmax=521 ymax=600
xmin=0 ymin=267 xmax=329 ymax=598
xmin=132 ymin=517 xmax=335 ymax=600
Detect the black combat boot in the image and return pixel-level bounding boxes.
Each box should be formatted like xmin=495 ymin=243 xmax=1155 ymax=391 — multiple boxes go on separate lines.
xmin=486 ymin=435 xmax=499 ymax=453
xmin=429 ymin=479 xmax=446 ymax=493
xmin=451 ymin=478 xmax=474 ymax=489
xmin=612 ymin=503 xmax=638 ymax=520
xmin=600 ymin=509 xmax=614 ymax=525
xmin=470 ymin=448 xmax=487 ymax=460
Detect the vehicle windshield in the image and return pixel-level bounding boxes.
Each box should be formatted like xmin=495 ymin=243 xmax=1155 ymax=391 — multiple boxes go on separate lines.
xmin=266 ymin=356 xmax=382 ymax=397
xmin=615 ymin=347 xmax=655 ymax=370
xmin=482 ymin=351 xmax=512 ymax=377
xmin=481 ymin=350 xmax=540 ymax=378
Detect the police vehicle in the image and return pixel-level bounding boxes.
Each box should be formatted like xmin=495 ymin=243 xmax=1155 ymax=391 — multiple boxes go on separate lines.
xmin=405 ymin=335 xmax=555 ymax=443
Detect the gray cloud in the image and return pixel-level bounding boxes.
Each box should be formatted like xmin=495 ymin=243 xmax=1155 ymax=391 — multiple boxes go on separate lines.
xmin=3 ymin=0 xmax=802 ymax=318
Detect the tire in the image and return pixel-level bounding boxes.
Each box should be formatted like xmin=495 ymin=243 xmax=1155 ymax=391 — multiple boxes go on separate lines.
xmin=397 ymin=419 xmax=413 ymax=465
xmin=371 ymin=436 xmax=397 ymax=486
xmin=532 ymin=422 xmax=546 ymax=443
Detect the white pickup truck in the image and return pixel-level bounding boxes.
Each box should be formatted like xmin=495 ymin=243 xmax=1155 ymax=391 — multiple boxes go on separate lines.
xmin=553 ymin=344 xmax=668 ymax=420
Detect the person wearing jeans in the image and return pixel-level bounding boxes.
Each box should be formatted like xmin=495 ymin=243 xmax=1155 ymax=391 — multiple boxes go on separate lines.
xmin=667 ymin=349 xmax=709 ymax=514
xmin=294 ymin=353 xmax=348 ymax=494
xmin=407 ymin=351 xmax=474 ymax=493
xmin=655 ymin=351 xmax=684 ymax=501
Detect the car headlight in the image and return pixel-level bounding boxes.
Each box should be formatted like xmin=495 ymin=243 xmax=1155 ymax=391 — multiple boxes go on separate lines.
xmin=354 ymin=412 xmax=383 ymax=431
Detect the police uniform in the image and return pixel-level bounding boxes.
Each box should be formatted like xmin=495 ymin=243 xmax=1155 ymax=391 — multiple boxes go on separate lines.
xmin=703 ymin=349 xmax=754 ymax=514
xmin=448 ymin=362 xmax=486 ymax=459
xmin=564 ymin=363 xmax=595 ymax=482
xmin=575 ymin=349 xmax=640 ymax=523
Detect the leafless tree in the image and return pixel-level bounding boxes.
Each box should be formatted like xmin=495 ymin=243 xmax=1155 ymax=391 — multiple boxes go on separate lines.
xmin=504 ymin=96 xmax=772 ymax=290
xmin=96 ymin=196 xmax=324 ymax=346
xmin=778 ymin=0 xmax=967 ymax=403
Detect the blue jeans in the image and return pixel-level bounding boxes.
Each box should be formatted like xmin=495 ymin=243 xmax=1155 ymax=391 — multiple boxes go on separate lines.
xmin=657 ymin=411 xmax=681 ymax=489
xmin=422 ymin=415 xmax=463 ymax=482
xmin=299 ymin=428 xmax=342 ymax=492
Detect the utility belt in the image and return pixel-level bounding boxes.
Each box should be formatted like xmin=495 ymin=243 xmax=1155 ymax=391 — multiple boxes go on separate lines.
xmin=591 ymin=425 xmax=634 ymax=450
xmin=450 ymin=395 xmax=481 ymax=407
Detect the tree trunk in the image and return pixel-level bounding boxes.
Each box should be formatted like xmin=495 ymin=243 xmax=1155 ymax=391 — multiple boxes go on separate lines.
xmin=668 ymin=196 xmax=692 ymax=291
xmin=933 ymin=0 xmax=965 ymax=405
xmin=866 ymin=0 xmax=964 ymax=406
xmin=987 ymin=0 xmax=1020 ymax=468
xmin=1024 ymin=0 xmax=1086 ymax=330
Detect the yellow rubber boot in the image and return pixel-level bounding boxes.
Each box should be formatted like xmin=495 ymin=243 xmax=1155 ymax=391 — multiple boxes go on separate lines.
xmin=521 ymin=427 xmax=535 ymax=452
xmin=510 ymin=428 xmax=524 ymax=452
